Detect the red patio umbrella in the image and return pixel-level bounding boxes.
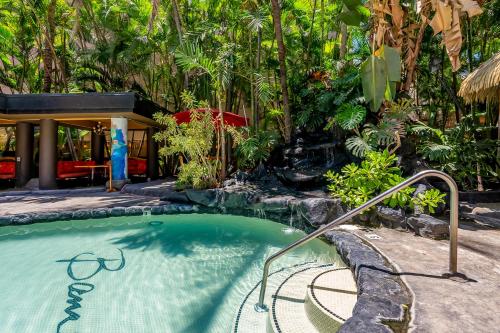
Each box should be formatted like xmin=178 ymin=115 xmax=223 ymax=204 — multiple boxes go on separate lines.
xmin=173 ymin=108 xmax=249 ymax=127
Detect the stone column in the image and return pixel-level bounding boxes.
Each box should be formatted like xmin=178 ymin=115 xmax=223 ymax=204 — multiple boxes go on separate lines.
xmin=15 ymin=122 xmax=34 ymax=188
xmin=147 ymin=127 xmax=159 ymax=180
xmin=91 ymin=132 xmax=105 ymax=165
xmin=39 ymin=119 xmax=58 ymax=189
xmin=110 ymin=117 xmax=128 ymax=188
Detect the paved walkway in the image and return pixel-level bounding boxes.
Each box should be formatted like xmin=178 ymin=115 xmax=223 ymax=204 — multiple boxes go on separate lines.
xmin=0 ymin=190 xmax=162 ymax=216
xmin=351 ymin=221 xmax=500 ymax=333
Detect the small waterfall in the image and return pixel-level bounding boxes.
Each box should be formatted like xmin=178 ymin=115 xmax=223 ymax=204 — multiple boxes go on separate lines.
xmin=282 ymin=201 xmax=299 ymax=234
xmin=324 ymin=146 xmax=335 ymax=168
xmin=216 ymin=188 xmax=226 ymax=213
xmin=253 ymin=208 xmax=267 ymax=220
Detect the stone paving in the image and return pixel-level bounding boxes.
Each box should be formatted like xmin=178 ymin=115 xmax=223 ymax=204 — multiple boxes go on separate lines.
xmin=350 ymin=221 xmax=500 ymax=333
xmin=0 ymin=189 xmax=162 ymax=216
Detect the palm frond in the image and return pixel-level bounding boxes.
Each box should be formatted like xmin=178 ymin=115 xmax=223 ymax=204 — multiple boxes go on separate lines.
xmin=175 ymin=41 xmax=215 ymax=77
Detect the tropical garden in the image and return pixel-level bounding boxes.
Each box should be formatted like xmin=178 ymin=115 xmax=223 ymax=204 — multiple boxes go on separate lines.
xmin=0 ymin=0 xmax=499 ymax=203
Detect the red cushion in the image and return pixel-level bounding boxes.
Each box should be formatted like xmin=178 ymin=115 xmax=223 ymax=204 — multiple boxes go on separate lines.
xmin=0 ymin=161 xmax=15 ymax=179
xmin=57 ymin=161 xmax=96 ymax=179
xmin=128 ymin=158 xmax=147 ymax=175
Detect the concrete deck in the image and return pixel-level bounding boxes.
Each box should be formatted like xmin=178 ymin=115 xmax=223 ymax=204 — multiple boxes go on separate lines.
xmin=351 ymin=221 xmax=500 ymax=333
xmin=0 ymin=189 xmax=162 ymax=216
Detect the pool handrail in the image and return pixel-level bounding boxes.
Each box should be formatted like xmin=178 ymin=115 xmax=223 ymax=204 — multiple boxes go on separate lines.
xmin=254 ymin=169 xmax=459 ymax=312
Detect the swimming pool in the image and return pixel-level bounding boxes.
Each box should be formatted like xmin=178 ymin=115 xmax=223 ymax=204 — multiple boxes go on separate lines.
xmin=0 ymin=213 xmax=343 ymax=333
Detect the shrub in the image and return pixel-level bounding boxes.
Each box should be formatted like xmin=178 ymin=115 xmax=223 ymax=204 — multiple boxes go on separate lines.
xmin=154 ymin=104 xmax=219 ymax=190
xmin=228 ymin=127 xmax=277 ymax=170
xmin=325 ymin=150 xmax=445 ymax=214
xmin=413 ymin=189 xmax=446 ymax=214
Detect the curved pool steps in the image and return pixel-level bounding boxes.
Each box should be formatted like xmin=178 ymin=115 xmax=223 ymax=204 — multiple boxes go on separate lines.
xmin=304 ymin=268 xmax=357 ymax=333
xmin=234 ymin=263 xmax=357 ymax=333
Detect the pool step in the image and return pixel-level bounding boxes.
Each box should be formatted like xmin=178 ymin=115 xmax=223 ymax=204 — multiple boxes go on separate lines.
xmin=267 ymin=267 xmax=356 ymax=333
xmin=304 ymin=268 xmax=357 ymax=333
xmin=234 ymin=264 xmax=357 ymax=333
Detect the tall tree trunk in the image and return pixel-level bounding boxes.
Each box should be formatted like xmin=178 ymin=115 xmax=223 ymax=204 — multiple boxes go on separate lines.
xmin=306 ymin=0 xmax=318 ymax=69
xmin=270 ymin=0 xmax=292 ymax=144
xmin=339 ymin=23 xmax=348 ymax=59
xmin=42 ymin=0 xmax=56 ymax=92
xmin=255 ymin=26 xmax=262 ymax=130
xmin=218 ymin=97 xmax=226 ymax=182
xmin=171 ymin=0 xmax=189 ymax=89
xmin=320 ymin=0 xmax=325 ymax=66
xmin=452 ymin=71 xmax=461 ymax=123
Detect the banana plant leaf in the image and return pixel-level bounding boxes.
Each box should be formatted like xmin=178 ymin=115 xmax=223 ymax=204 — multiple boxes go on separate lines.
xmin=361 ymin=55 xmax=387 ymax=111
xmin=339 ymin=0 xmax=370 ymax=26
xmin=378 ymin=45 xmax=401 ymax=82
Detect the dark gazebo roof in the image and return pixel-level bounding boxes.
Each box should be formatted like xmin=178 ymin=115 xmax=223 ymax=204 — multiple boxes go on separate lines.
xmin=0 ymin=92 xmax=164 ymax=128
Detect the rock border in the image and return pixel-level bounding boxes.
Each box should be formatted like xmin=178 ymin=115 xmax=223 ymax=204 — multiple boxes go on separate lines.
xmin=325 ymin=231 xmax=412 ymax=333
xmin=0 ymin=204 xmax=412 ymax=333
xmin=0 ymin=203 xmax=201 ymax=226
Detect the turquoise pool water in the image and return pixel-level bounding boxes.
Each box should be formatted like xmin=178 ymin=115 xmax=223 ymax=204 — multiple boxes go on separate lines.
xmin=0 ymin=213 xmax=343 ymax=333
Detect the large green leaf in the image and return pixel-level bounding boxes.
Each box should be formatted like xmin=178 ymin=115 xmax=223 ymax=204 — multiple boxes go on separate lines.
xmin=334 ymin=104 xmax=367 ymax=130
xmin=342 ymin=0 xmax=363 ymax=10
xmin=339 ymin=3 xmax=369 ymax=26
xmin=339 ymin=5 xmax=362 ymax=26
xmin=361 ymin=55 xmax=387 ymax=111
xmin=0 ymin=24 xmax=13 ymax=42
xmin=379 ymin=45 xmax=401 ymax=82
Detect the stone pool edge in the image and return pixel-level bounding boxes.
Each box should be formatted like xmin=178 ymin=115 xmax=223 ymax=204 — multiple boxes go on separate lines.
xmin=0 ymin=204 xmax=412 ymax=333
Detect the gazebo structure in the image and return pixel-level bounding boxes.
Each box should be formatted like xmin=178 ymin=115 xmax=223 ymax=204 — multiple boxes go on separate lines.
xmin=458 ymin=52 xmax=500 ymax=164
xmin=0 ymin=92 xmax=162 ymax=189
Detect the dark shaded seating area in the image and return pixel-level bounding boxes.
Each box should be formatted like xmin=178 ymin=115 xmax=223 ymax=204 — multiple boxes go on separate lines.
xmin=57 ymin=160 xmax=96 ymax=180
xmin=128 ymin=157 xmax=147 ymax=177
xmin=0 ymin=93 xmax=161 ymax=190
xmin=0 ymin=160 xmax=15 ymax=180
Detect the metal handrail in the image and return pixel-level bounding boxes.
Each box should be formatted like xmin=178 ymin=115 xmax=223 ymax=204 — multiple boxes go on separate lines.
xmin=254 ymin=169 xmax=459 ymax=312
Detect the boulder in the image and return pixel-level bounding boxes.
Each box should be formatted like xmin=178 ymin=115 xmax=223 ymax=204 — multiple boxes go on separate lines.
xmin=124 ymin=206 xmax=143 ymax=215
xmin=110 ymin=207 xmax=126 ymax=217
xmin=160 ymin=191 xmax=190 ymax=204
xmin=221 ymin=186 xmax=259 ymax=209
xmin=185 ymin=189 xmax=220 ymax=207
xmin=31 ymin=212 xmax=61 ymax=222
xmin=406 ymin=214 xmax=449 ymax=239
xmin=377 ymin=206 xmax=406 ymax=229
xmin=91 ymin=208 xmax=109 ymax=219
xmin=252 ymin=195 xmax=295 ymax=212
xmin=463 ymin=206 xmax=500 ymax=228
xmin=72 ymin=210 xmax=92 ymax=220
xmin=297 ymin=197 xmax=344 ymax=227
xmin=353 ymin=208 xmax=379 ymax=228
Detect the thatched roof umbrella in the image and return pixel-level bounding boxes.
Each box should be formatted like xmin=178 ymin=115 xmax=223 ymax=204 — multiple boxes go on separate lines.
xmin=459 ymin=52 xmax=500 ymax=104
xmin=458 ymin=52 xmax=500 ymax=175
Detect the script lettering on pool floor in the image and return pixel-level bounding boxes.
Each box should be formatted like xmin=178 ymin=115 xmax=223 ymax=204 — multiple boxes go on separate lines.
xmin=55 ymin=249 xmax=126 ymax=333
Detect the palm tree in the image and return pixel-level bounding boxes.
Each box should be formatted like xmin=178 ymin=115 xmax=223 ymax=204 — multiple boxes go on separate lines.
xmin=270 ymin=0 xmax=292 ymax=144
